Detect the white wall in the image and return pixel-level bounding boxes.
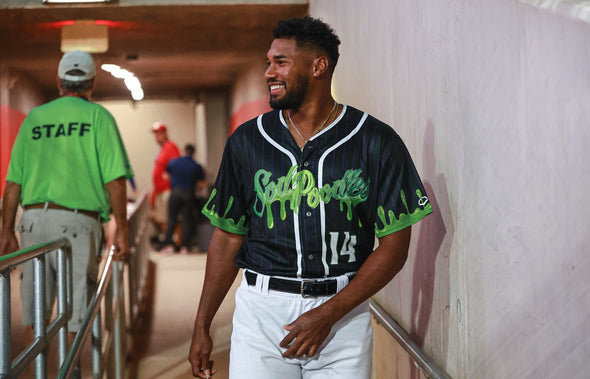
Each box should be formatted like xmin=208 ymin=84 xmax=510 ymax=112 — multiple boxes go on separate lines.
xmin=311 ymin=0 xmax=590 ymax=378
xmin=99 ymin=96 xmax=228 ymax=198
xmin=99 ymin=100 xmax=198 ymax=197
xmin=202 ymin=92 xmax=229 ymax=186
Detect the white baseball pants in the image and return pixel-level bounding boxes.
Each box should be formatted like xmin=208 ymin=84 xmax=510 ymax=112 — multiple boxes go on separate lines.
xmin=229 ymin=271 xmax=373 ymax=379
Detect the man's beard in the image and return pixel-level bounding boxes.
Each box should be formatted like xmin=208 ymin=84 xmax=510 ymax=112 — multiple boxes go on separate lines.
xmin=269 ymin=76 xmax=308 ymax=110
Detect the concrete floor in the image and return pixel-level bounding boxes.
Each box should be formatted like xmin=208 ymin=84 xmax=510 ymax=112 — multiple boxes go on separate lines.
xmin=128 ymin=251 xmax=239 ymax=379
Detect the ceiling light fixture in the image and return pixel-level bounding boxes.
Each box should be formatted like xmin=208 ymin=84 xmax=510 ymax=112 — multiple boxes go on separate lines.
xmin=61 ymin=20 xmax=108 ymax=53
xmin=44 ymin=0 xmax=111 ymax=3
xmin=101 ymin=64 xmax=144 ymax=101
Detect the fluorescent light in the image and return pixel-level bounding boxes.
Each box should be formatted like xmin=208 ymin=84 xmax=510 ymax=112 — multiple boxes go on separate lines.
xmin=100 ymin=64 xmax=120 ymax=73
xmin=111 ymin=68 xmax=133 ymax=79
xmin=101 ymin=63 xmax=144 ymax=101
xmin=131 ymin=88 xmax=144 ymax=101
xmin=124 ymin=77 xmax=141 ymax=91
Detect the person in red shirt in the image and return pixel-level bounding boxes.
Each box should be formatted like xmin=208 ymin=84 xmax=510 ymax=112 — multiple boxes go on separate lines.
xmin=150 ymin=122 xmax=180 ymax=245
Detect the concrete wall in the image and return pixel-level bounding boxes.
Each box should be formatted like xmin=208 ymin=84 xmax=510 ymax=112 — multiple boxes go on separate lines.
xmin=202 ymin=91 xmax=230 ymax=184
xmin=99 ymin=100 xmax=199 ymax=197
xmin=310 ymin=0 xmax=590 ymax=378
xmin=0 ymin=67 xmax=44 ymax=194
xmin=229 ymin=61 xmax=271 ymax=133
xmin=99 ymin=95 xmax=228 ymax=196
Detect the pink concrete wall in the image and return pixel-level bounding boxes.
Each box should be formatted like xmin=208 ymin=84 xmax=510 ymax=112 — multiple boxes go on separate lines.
xmin=229 ymin=97 xmax=270 ymax=135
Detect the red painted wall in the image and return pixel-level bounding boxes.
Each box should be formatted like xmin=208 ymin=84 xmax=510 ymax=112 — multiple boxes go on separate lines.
xmin=229 ymin=97 xmax=270 ymax=135
xmin=0 ymin=104 xmax=26 ymax=194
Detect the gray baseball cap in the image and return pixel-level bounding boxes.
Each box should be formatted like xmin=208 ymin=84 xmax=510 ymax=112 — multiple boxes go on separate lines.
xmin=58 ymin=50 xmax=96 ymax=82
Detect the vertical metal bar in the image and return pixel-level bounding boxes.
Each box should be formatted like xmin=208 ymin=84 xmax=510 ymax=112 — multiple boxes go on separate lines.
xmin=33 ymin=255 xmax=47 ymax=379
xmin=56 ymin=247 xmax=68 ymax=366
xmin=66 ymin=244 xmax=73 ymax=320
xmin=127 ymin=248 xmax=136 ymax=325
xmin=113 ymin=262 xmax=124 ymax=379
xmin=105 ymin=269 xmax=115 ymax=379
xmin=92 ymin=311 xmax=102 ymax=379
xmin=0 ymin=269 xmax=11 ymax=376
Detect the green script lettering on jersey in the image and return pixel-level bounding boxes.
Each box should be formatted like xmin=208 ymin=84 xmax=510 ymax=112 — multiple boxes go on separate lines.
xmin=253 ymin=165 xmax=370 ymax=229
xmin=31 ymin=122 xmax=92 ymax=140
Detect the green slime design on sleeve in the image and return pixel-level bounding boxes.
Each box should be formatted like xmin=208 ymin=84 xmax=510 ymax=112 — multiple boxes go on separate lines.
xmin=374 ymin=189 xmax=432 ymax=237
xmin=202 ymin=189 xmax=249 ymax=234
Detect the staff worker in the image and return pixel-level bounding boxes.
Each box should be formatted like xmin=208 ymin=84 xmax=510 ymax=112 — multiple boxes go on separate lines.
xmin=0 ymin=50 xmax=133 ymax=377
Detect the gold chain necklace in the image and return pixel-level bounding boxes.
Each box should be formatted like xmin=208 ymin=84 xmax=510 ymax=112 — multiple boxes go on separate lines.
xmin=287 ymin=101 xmax=338 ymax=151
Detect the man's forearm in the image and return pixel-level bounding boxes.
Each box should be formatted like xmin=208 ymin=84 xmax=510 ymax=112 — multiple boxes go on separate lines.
xmin=1 ymin=182 xmax=21 ymax=234
xmin=105 ymin=177 xmax=129 ymax=260
xmin=106 ymin=177 xmax=128 ymax=226
xmin=194 ymin=228 xmax=243 ymax=330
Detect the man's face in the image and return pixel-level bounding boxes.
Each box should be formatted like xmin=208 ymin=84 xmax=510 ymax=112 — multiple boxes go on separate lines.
xmin=265 ymin=38 xmax=311 ymax=110
xmin=153 ymin=130 xmax=167 ymax=145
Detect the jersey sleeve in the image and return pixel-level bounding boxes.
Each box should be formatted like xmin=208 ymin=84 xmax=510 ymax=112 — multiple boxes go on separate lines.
xmin=95 ymin=108 xmax=134 ymax=184
xmin=201 ymin=139 xmax=249 ymax=235
xmin=373 ymin=135 xmax=432 ymax=237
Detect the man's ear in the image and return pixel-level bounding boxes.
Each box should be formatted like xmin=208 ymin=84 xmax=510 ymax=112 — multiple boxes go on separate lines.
xmin=56 ymin=76 xmax=63 ymax=94
xmin=312 ymin=56 xmax=330 ymax=78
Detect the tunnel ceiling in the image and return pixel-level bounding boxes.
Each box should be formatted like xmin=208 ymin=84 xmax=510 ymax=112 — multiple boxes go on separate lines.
xmin=0 ymin=2 xmax=308 ymax=101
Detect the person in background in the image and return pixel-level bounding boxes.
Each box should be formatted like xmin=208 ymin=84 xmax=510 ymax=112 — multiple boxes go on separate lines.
xmin=160 ymin=143 xmax=206 ymax=255
xmin=0 ymin=50 xmax=133 ymax=378
xmin=188 ymin=16 xmax=432 ymax=379
xmin=150 ymin=121 xmax=180 ymax=246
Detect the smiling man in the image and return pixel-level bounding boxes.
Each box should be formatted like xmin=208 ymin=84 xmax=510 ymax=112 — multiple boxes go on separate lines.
xmin=188 ymin=16 xmax=432 ymax=379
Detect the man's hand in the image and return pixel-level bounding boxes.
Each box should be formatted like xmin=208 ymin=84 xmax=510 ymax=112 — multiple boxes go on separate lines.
xmin=280 ymin=306 xmax=336 ymax=358
xmin=0 ymin=231 xmax=20 ymax=256
xmin=188 ymin=326 xmax=216 ymax=378
xmin=111 ymin=226 xmax=130 ymax=261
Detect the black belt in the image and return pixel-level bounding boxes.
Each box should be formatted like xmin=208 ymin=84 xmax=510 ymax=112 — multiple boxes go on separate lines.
xmin=245 ymin=271 xmax=355 ymax=298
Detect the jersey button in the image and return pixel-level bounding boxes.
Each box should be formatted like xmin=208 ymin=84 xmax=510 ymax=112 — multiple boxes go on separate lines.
xmin=306 ymin=211 xmax=312 ymax=217
xmin=308 ymin=254 xmax=313 ymax=260
xmin=303 ymin=162 xmax=309 ymax=167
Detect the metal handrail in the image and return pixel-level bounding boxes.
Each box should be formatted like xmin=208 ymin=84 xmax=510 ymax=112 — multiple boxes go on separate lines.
xmin=56 ymin=246 xmax=124 ymax=379
xmin=0 ymin=238 xmax=73 ymax=379
xmin=0 ymin=193 xmax=151 ymax=378
xmin=369 ymin=299 xmax=451 ymax=379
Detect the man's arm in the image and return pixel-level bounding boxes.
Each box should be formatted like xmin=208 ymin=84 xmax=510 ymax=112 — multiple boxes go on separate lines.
xmin=0 ymin=181 xmax=22 ymax=256
xmin=280 ymin=226 xmax=412 ymax=358
xmin=188 ymin=227 xmax=244 ymax=378
xmin=105 ymin=177 xmax=129 ymax=261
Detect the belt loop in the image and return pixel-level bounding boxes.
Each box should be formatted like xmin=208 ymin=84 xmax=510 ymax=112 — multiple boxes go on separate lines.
xmin=255 ymin=272 xmax=270 ymax=295
xmin=74 ymin=209 xmax=79 ymax=214
xmin=43 ymin=202 xmax=49 ymax=212
xmin=336 ymin=274 xmax=349 ymax=293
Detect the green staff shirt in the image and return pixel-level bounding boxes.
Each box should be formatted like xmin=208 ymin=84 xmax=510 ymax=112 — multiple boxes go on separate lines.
xmin=6 ymin=96 xmax=134 ymax=222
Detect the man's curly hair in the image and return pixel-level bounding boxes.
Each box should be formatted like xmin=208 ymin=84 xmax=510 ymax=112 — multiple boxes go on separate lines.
xmin=273 ymin=16 xmax=341 ymax=73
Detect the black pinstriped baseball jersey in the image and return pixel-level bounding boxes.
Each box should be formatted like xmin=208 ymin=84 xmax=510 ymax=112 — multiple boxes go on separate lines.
xmin=202 ymin=105 xmax=432 ymax=279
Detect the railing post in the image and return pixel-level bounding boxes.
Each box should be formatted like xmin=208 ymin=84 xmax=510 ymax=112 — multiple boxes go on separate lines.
xmin=105 ymin=267 xmax=115 ymax=379
xmin=0 ymin=269 xmax=11 ymax=377
xmin=92 ymin=311 xmax=102 ymax=379
xmin=113 ymin=261 xmax=125 ymax=379
xmin=33 ymin=255 xmax=47 ymax=379
xmin=56 ymin=247 xmax=69 ymax=367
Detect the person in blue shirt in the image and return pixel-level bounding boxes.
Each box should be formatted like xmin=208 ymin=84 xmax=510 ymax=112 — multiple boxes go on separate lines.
xmin=160 ymin=143 xmax=206 ymax=254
